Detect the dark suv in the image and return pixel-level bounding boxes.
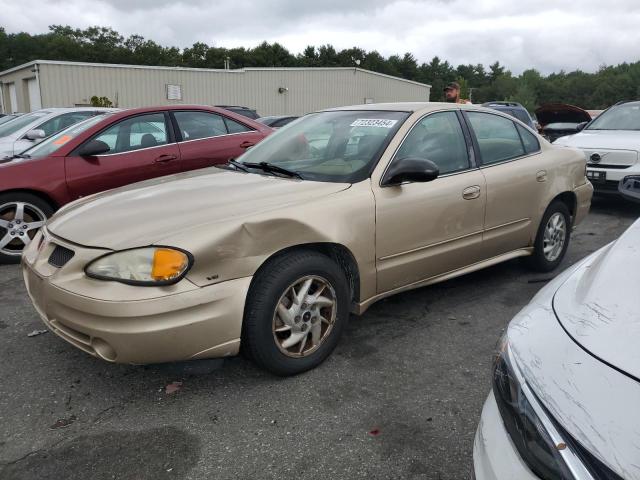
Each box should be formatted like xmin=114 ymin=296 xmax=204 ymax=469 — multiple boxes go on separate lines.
xmin=482 ymin=102 xmax=535 ymax=129
xmin=216 ymin=105 xmax=260 ymax=120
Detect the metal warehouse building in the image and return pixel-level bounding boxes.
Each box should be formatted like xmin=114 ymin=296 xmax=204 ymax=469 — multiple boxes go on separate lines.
xmin=0 ymin=60 xmax=431 ymax=116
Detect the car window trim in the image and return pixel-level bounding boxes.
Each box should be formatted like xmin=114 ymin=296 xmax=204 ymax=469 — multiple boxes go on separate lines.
xmin=380 ymin=108 xmax=477 ymax=188
xmin=461 ymin=110 xmax=540 ymax=168
xmin=70 ymin=111 xmax=174 ymax=157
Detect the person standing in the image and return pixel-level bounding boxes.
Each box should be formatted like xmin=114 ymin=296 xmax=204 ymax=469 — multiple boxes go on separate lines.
xmin=443 ymin=82 xmax=471 ymax=104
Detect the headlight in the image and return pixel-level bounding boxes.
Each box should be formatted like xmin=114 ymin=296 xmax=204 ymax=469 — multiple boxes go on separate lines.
xmin=85 ymin=247 xmax=193 ymax=286
xmin=492 ymin=334 xmax=575 ymax=480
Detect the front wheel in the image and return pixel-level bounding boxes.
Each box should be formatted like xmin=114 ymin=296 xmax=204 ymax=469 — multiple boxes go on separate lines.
xmin=526 ymin=201 xmax=571 ymax=272
xmin=0 ymin=193 xmax=54 ymax=264
xmin=242 ymin=250 xmax=350 ymax=376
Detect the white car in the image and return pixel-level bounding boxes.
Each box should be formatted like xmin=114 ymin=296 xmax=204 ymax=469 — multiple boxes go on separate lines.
xmin=554 ymin=100 xmax=640 ymax=197
xmin=474 ymin=216 xmax=640 ymax=479
xmin=0 ymin=107 xmax=116 ymax=160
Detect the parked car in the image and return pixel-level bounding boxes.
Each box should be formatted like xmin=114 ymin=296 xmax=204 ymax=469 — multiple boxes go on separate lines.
xmin=20 ymin=102 xmax=592 ymax=375
xmin=216 ymin=105 xmax=260 ymax=119
xmin=482 ymin=102 xmax=535 ymax=129
xmin=0 ymin=108 xmax=116 ymax=160
xmin=474 ymin=214 xmax=640 ymax=480
xmin=257 ymin=116 xmax=299 ymax=128
xmin=0 ymin=105 xmax=272 ymax=263
xmin=0 ymin=113 xmax=23 ymax=126
xmin=554 ymin=100 xmax=640 ymax=196
xmin=535 ymin=103 xmax=592 ymax=142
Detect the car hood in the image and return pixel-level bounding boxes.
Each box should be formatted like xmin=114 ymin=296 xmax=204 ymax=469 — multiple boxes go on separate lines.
xmin=535 ymin=103 xmax=591 ymax=127
xmin=553 ymin=218 xmax=640 ymax=380
xmin=554 ymin=129 xmax=640 ymax=151
xmin=47 ymin=168 xmax=350 ymax=250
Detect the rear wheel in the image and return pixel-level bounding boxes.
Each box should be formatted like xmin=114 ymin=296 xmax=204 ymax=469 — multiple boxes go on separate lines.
xmin=526 ymin=201 xmax=571 ymax=272
xmin=242 ymin=250 xmax=350 ymax=376
xmin=0 ymin=193 xmax=54 ymax=264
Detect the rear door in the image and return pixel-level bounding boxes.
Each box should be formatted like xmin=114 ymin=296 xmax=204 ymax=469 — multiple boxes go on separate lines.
xmin=65 ymin=112 xmax=181 ymax=199
xmin=171 ymin=110 xmax=265 ymax=172
xmin=463 ymin=111 xmax=547 ymax=256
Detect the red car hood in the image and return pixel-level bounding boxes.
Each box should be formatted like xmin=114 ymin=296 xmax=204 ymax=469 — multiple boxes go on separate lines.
xmin=535 ymin=103 xmax=592 ymax=127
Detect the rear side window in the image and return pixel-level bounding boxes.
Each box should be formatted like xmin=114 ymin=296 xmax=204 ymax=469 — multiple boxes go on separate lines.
xmin=174 ymin=111 xmax=227 ymax=140
xmin=516 ymin=125 xmax=541 ymax=154
xmin=466 ymin=112 xmax=525 ymax=165
xmin=91 ymin=113 xmax=168 ymax=154
xmin=224 ymin=117 xmax=252 ymax=134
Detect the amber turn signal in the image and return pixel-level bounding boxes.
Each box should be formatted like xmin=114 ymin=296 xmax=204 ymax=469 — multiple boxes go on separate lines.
xmin=151 ymin=248 xmax=189 ymax=281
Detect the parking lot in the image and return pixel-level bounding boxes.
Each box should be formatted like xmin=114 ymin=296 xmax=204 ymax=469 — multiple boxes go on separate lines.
xmin=0 ymin=195 xmax=636 ymax=480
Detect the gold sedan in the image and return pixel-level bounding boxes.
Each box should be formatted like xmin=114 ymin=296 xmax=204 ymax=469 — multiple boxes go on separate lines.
xmin=22 ymin=103 xmax=592 ymax=375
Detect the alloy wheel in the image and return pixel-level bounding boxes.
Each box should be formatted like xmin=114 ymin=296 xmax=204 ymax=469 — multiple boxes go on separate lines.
xmin=542 ymin=212 xmax=566 ymax=262
xmin=272 ymin=275 xmax=337 ymax=357
xmin=0 ymin=202 xmax=47 ymax=257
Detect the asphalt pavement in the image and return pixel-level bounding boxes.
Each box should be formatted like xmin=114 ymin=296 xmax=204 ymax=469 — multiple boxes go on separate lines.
xmin=1 ymin=195 xmax=638 ymax=480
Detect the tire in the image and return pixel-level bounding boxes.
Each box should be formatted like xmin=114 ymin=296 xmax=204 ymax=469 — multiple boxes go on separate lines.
xmin=242 ymin=250 xmax=350 ymax=376
xmin=0 ymin=192 xmax=54 ymax=264
xmin=526 ymin=200 xmax=571 ymax=272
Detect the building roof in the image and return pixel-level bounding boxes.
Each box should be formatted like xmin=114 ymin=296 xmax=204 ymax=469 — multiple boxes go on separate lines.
xmin=0 ymin=60 xmax=431 ymax=89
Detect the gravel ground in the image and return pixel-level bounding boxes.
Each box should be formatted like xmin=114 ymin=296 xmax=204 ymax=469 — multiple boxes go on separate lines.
xmin=0 ymin=195 xmax=638 ymax=480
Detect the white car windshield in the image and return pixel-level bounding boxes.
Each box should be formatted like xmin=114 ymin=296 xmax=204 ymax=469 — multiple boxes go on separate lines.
xmin=587 ymin=102 xmax=640 ymax=130
xmin=236 ymin=110 xmax=410 ymax=183
xmin=0 ymin=111 xmax=50 ymax=138
xmin=20 ymin=113 xmax=113 ymax=159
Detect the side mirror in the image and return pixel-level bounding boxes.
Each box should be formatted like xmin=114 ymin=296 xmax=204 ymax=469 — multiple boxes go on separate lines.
xmin=618 ymin=176 xmax=640 ymax=203
xmin=382 ymin=157 xmax=439 ymax=186
xmin=576 ymin=121 xmax=588 ymax=132
xmin=77 ymin=139 xmax=110 ymax=157
xmin=24 ymin=129 xmax=46 ymax=141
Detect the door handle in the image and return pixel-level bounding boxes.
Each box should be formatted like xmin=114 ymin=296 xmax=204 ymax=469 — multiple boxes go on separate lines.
xmin=154 ymin=154 xmax=177 ymax=163
xmin=536 ymin=170 xmax=547 ymax=182
xmin=239 ymin=141 xmax=255 ymax=149
xmin=462 ymin=185 xmax=481 ymax=200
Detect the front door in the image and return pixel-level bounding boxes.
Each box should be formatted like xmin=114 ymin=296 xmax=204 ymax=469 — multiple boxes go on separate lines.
xmin=373 ymin=110 xmax=487 ymax=294
xmin=65 ymin=112 xmax=181 ymax=199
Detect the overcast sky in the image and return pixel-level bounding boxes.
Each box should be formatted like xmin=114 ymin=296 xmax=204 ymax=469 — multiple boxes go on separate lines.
xmin=2 ymin=0 xmax=640 ymax=74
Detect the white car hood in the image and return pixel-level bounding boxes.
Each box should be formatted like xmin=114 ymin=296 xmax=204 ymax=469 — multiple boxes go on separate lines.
xmin=555 ymin=129 xmax=640 ymax=151
xmin=553 ymin=219 xmax=640 ymax=380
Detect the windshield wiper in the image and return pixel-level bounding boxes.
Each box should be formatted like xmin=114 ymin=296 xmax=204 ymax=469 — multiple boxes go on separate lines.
xmin=227 ymin=159 xmax=250 ymax=172
xmin=243 ymin=161 xmax=303 ymax=179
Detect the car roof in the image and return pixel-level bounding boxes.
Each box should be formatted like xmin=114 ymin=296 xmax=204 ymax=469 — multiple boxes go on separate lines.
xmin=324 ymin=102 xmax=496 ymax=115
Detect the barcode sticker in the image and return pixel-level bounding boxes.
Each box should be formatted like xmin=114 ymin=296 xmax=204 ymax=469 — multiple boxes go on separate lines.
xmin=350 ymin=119 xmax=398 ymax=128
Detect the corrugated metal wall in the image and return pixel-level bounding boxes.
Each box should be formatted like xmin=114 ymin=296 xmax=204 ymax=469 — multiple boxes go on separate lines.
xmin=1 ymin=62 xmax=431 ymax=115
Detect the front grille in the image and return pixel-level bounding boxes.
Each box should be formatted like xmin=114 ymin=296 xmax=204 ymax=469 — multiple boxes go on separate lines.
xmin=587 ymin=163 xmax=630 ymax=169
xmin=48 ymin=245 xmax=75 ymax=268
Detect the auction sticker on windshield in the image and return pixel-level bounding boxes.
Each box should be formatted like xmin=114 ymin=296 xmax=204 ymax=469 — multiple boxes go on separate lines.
xmin=350 ymin=119 xmax=398 ymax=128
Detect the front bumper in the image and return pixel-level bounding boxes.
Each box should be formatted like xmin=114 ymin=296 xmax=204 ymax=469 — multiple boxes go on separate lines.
xmin=572 ymin=181 xmax=593 ymax=227
xmin=21 ymin=231 xmax=252 ymax=364
xmin=473 ymin=393 xmax=540 ymax=480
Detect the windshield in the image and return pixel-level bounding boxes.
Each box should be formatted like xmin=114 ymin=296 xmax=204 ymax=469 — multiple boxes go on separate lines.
xmin=20 ymin=113 xmax=112 ymax=159
xmin=587 ymin=103 xmax=640 ymax=130
xmin=237 ymin=110 xmax=410 ymax=183
xmin=0 ymin=115 xmax=19 ymax=126
xmin=0 ymin=111 xmax=50 ymax=138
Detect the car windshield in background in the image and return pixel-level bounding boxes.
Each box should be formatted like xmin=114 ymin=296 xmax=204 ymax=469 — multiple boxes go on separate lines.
xmin=0 ymin=115 xmax=19 ymax=126
xmin=587 ymin=103 xmax=640 ymax=130
xmin=21 ymin=113 xmax=113 ymax=159
xmin=0 ymin=111 xmax=49 ymax=137
xmin=237 ymin=110 xmax=409 ymax=183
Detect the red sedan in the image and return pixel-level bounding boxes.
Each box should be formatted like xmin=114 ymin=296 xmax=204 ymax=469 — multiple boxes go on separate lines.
xmin=0 ymin=105 xmax=272 ymax=263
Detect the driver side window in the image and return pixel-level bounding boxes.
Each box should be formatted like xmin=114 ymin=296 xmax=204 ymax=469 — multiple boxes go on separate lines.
xmin=395 ymin=111 xmax=470 ymax=175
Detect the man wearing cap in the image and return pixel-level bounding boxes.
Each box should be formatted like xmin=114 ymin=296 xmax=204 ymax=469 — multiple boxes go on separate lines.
xmin=444 ymin=82 xmax=471 ymax=104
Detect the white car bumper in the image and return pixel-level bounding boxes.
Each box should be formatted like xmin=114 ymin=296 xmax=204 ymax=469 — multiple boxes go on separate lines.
xmin=473 ymin=392 xmax=539 ymax=480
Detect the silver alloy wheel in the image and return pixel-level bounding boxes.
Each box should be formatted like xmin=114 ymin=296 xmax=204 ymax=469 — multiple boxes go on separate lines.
xmin=272 ymin=275 xmax=337 ymax=358
xmin=0 ymin=202 xmax=47 ymax=257
xmin=542 ymin=212 xmax=567 ymax=262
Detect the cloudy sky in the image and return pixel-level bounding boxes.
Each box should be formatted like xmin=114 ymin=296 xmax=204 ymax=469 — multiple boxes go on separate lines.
xmin=2 ymin=0 xmax=640 ymax=74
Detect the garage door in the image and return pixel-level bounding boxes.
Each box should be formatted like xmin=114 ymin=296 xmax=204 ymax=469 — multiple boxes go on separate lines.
xmin=27 ymin=78 xmax=41 ymax=111
xmin=8 ymin=83 xmax=17 ymax=113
